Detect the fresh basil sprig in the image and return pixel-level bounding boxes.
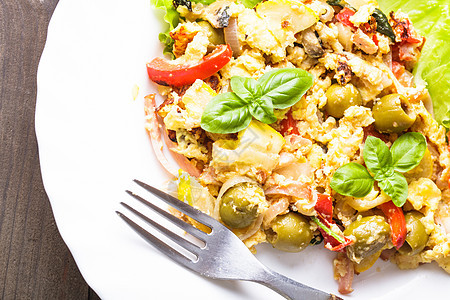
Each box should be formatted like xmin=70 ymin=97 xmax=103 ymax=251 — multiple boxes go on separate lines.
xmin=201 ymin=68 xmax=314 ymax=134
xmin=330 ymin=132 xmax=427 ymax=207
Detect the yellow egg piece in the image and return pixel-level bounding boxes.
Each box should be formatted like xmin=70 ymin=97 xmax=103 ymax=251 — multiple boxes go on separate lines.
xmin=256 ymin=0 xmax=318 ymax=34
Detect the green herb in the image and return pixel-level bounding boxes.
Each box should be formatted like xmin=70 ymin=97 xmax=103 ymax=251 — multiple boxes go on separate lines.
xmin=258 ymin=69 xmax=313 ymax=109
xmin=330 ymin=133 xmax=427 ymax=207
xmin=390 ymin=132 xmax=428 ymax=172
xmin=200 ymin=92 xmax=252 ymax=134
xmin=372 ymin=8 xmax=396 ymax=41
xmin=240 ymin=0 xmax=263 ymax=8
xmin=201 ymin=68 xmax=314 ymax=134
xmin=378 ymin=0 xmax=450 ymax=128
xmin=330 ymin=163 xmax=375 ymax=198
xmin=377 ymin=171 xmax=408 ymax=207
xmin=326 ymin=0 xmax=344 ymax=7
xmin=312 ymin=216 xmax=346 ymax=244
xmin=151 ymin=0 xmax=180 ymax=57
xmin=363 ymin=135 xmax=392 ymax=175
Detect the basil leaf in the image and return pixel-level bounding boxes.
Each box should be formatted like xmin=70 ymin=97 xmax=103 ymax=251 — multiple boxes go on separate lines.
xmin=330 ymin=163 xmax=375 ymax=198
xmin=230 ymin=76 xmax=260 ymax=102
xmin=249 ymin=97 xmax=277 ymax=124
xmin=363 ymin=136 xmax=392 ymax=175
xmin=258 ymin=68 xmax=314 ymax=109
xmin=372 ymin=8 xmax=396 ymax=41
xmin=390 ymin=132 xmax=427 ymax=173
xmin=200 ymin=92 xmax=251 ymax=134
xmin=377 ymin=172 xmax=409 ymax=207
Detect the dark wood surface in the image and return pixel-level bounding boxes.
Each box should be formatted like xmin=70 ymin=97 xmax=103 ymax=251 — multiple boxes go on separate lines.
xmin=0 ymin=1 xmax=100 ymax=299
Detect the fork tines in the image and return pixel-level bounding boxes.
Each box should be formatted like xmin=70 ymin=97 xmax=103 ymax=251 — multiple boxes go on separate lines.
xmin=116 ymin=180 xmax=210 ymax=265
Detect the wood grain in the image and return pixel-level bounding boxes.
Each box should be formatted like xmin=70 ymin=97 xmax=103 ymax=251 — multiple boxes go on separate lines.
xmin=0 ymin=1 xmax=100 ymax=299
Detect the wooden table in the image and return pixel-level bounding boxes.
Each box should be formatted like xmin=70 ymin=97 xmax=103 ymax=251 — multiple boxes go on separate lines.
xmin=0 ymin=1 xmax=100 ymax=298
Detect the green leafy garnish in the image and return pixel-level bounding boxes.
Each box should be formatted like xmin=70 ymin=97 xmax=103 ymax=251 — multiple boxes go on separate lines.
xmin=390 ymin=132 xmax=428 ymax=172
xmin=379 ymin=0 xmax=450 ymax=128
xmin=151 ymin=0 xmax=180 ymax=57
xmin=326 ymin=0 xmax=344 ymax=7
xmin=330 ymin=133 xmax=427 ymax=207
xmin=200 ymin=68 xmax=314 ymax=134
xmin=372 ymin=8 xmax=395 ymax=41
xmin=240 ymin=0 xmax=263 ymax=8
xmin=330 ymin=163 xmax=375 ymax=198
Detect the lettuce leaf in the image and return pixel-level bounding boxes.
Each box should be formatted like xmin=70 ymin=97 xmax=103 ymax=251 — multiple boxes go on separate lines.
xmin=379 ymin=0 xmax=450 ymax=127
xmin=151 ymin=0 xmax=180 ymax=57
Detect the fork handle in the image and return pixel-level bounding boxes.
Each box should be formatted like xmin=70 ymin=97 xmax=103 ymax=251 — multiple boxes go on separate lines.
xmin=251 ymin=268 xmax=341 ymax=300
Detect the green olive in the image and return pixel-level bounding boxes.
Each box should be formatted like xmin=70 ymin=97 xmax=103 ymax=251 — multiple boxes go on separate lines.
xmin=219 ymin=183 xmax=264 ymax=229
xmin=198 ymin=21 xmax=225 ymax=45
xmin=372 ymin=94 xmax=416 ymax=133
xmin=265 ymin=212 xmax=312 ymax=252
xmin=398 ymin=211 xmax=429 ymax=256
xmin=325 ymin=83 xmax=362 ymax=118
xmin=344 ymin=216 xmax=390 ymax=263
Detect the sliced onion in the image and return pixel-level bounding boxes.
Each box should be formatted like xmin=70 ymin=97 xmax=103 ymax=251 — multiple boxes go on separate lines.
xmin=420 ymin=90 xmax=434 ymax=116
xmin=264 ymin=182 xmax=312 ymax=200
xmin=224 ymin=17 xmax=242 ymax=57
xmin=336 ymin=22 xmax=353 ymax=52
xmin=144 ymin=94 xmax=201 ymax=178
xmin=262 ymin=197 xmax=289 ymax=228
xmin=285 ymin=134 xmax=312 ymax=150
xmin=238 ymin=214 xmax=263 ymax=241
xmin=144 ymin=94 xmax=178 ymax=178
xmin=275 ymin=161 xmax=313 ymax=181
xmin=334 ymin=253 xmax=354 ymax=295
xmin=161 ymin=128 xmax=202 ymax=178
xmin=275 ymin=152 xmax=296 ymax=169
xmin=383 ymin=51 xmax=392 ymax=70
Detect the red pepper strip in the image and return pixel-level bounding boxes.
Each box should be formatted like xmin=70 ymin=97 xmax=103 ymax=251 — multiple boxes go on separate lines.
xmin=315 ymin=193 xmax=333 ymax=222
xmin=146 ymin=44 xmax=232 ymax=87
xmin=336 ymin=7 xmax=357 ymax=29
xmin=379 ymin=201 xmax=407 ymax=249
xmin=313 ymin=216 xmax=354 ymax=252
xmin=279 ymin=110 xmax=300 ymax=136
xmin=314 ymin=194 xmax=354 ymax=252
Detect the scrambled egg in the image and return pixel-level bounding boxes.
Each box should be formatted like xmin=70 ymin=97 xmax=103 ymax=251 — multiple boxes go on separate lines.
xmin=151 ymin=0 xmax=450 ymax=288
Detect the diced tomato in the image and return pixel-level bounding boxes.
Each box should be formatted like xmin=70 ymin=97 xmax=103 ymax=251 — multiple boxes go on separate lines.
xmin=372 ymin=34 xmax=379 ymax=46
xmin=391 ymin=61 xmax=406 ymax=79
xmin=279 ymin=110 xmax=300 ymax=136
xmin=336 ymin=8 xmax=356 ymax=29
xmin=146 ymin=44 xmax=232 ymax=87
xmin=379 ymin=201 xmax=407 ymax=249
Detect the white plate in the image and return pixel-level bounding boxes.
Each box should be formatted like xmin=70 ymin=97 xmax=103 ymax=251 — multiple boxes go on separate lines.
xmin=36 ymin=0 xmax=449 ymax=299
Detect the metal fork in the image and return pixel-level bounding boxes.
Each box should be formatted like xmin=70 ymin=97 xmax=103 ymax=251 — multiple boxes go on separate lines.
xmin=117 ymin=179 xmax=342 ymax=300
